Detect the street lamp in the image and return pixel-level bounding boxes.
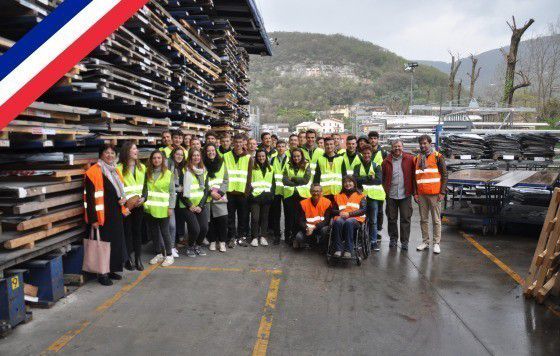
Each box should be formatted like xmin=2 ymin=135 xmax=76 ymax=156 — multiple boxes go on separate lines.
xmin=405 ymin=62 xmax=418 ymax=113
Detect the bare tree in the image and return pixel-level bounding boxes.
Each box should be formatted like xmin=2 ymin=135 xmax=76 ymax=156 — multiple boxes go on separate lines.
xmin=525 ymin=18 xmax=560 ymax=116
xmin=467 ymin=54 xmax=481 ymax=100
xmin=457 ymin=79 xmax=463 ymax=105
xmin=448 ymin=51 xmax=462 ymax=102
xmin=502 ymin=16 xmax=535 ymax=106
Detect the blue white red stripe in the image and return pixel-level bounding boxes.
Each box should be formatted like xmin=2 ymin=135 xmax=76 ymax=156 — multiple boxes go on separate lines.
xmin=0 ymin=0 xmax=149 ymax=130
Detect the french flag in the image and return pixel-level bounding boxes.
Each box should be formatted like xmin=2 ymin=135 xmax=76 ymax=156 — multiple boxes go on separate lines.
xmin=0 ymin=0 xmax=149 ymax=130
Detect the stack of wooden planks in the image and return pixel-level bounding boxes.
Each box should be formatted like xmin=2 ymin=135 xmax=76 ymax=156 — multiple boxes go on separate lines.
xmin=524 ymin=188 xmax=560 ymax=303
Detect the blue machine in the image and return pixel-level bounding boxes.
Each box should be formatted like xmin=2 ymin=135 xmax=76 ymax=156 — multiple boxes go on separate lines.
xmin=21 ymin=254 xmax=65 ymax=303
xmin=0 ymin=270 xmax=26 ymax=330
xmin=62 ymin=245 xmax=84 ymax=275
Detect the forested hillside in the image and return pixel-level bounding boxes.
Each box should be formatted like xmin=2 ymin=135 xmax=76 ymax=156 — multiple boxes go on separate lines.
xmin=248 ymin=32 xmax=448 ymax=124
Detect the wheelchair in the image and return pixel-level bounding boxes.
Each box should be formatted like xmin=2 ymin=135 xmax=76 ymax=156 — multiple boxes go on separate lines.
xmin=326 ymin=218 xmax=370 ymax=266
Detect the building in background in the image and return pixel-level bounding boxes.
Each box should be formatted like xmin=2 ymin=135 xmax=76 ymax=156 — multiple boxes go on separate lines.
xmin=295 ymin=121 xmax=322 ymax=133
xmin=261 ymin=123 xmax=290 ymax=140
xmin=319 ymin=117 xmax=344 ymax=134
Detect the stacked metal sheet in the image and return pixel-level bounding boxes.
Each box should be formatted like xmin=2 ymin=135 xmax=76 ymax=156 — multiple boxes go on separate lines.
xmin=518 ymin=133 xmax=558 ymax=159
xmin=484 ymin=133 xmax=522 ymax=158
xmin=440 ymin=134 xmax=485 ymax=158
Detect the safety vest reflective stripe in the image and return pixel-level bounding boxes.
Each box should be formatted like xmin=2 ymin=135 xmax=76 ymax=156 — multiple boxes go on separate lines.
xmin=123 ymin=185 xmax=143 ymax=192
xmin=362 ymin=185 xmax=384 ymax=190
xmin=251 ymin=167 xmax=274 ymax=197
xmin=283 ymin=165 xmax=311 ymax=199
xmin=415 ymin=168 xmax=439 ymax=174
xmin=84 ymin=163 xmax=126 ymax=226
xmin=415 ymin=152 xmax=442 ymax=195
xmin=224 ymin=152 xmax=250 ymax=193
xmin=417 ymin=178 xmax=441 ymax=184
xmin=334 ymin=192 xmax=365 ymax=223
xmin=144 ymin=170 xmax=172 ymax=218
xmin=318 ymin=155 xmax=343 ymax=195
xmin=358 ymin=162 xmax=385 ymax=201
xmin=300 ymin=197 xmax=331 ymax=227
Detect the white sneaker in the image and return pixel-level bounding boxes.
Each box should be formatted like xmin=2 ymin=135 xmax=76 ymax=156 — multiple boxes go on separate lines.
xmin=149 ymin=254 xmax=164 ymax=265
xmin=202 ymin=238 xmax=210 ymax=246
xmin=333 ymin=251 xmax=342 ymax=258
xmin=417 ymin=243 xmax=429 ymax=251
xmin=433 ymin=244 xmax=441 ymax=254
xmin=260 ymin=237 xmax=268 ymax=246
xmin=251 ymin=238 xmax=259 ymax=247
xmin=219 ymin=242 xmax=226 ymax=252
xmin=209 ymin=242 xmax=216 ymax=251
xmin=172 ymin=248 xmax=179 ymax=258
xmin=161 ymin=256 xmax=174 ymax=267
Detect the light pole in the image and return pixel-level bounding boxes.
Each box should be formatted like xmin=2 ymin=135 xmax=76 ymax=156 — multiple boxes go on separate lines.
xmin=405 ymin=62 xmax=418 ymax=113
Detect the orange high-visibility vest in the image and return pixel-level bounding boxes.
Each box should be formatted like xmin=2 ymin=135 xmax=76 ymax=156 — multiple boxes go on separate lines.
xmin=300 ymin=197 xmax=331 ymax=228
xmin=415 ymin=152 xmax=442 ymax=195
xmin=84 ymin=164 xmax=126 ymax=226
xmin=334 ymin=192 xmax=365 ymax=223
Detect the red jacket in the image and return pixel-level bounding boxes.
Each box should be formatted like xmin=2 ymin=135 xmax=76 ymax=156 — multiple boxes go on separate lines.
xmin=382 ymin=153 xmax=416 ymax=198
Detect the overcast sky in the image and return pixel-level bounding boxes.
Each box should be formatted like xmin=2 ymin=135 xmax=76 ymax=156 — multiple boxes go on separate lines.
xmin=255 ymin=0 xmax=559 ymax=61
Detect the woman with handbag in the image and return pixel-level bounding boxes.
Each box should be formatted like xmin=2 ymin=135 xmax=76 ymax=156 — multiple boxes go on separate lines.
xmin=117 ymin=142 xmax=146 ymax=271
xmin=203 ymin=144 xmax=229 ymax=253
xmin=84 ymin=144 xmax=129 ymax=286
xmin=249 ymin=150 xmax=275 ymax=247
xmin=143 ymin=150 xmax=176 ymax=267
xmin=179 ymin=148 xmax=210 ymax=257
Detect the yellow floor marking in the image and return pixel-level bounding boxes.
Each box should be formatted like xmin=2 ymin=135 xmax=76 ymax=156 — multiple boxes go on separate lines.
xmin=96 ymin=263 xmax=159 ymax=313
xmin=460 ymin=231 xmax=523 ymax=284
xmin=43 ymin=320 xmax=91 ymax=353
xmin=250 ymin=268 xmax=283 ymax=275
xmin=252 ymin=276 xmax=281 ymax=356
xmin=43 ymin=263 xmax=159 ymax=353
xmin=461 ymin=231 xmax=560 ymax=317
xmin=162 ymin=265 xmax=244 ymax=272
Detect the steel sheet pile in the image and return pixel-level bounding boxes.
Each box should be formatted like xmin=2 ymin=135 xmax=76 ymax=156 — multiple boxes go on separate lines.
xmin=442 ymin=132 xmax=558 ymax=161
xmin=484 ymin=133 xmax=522 ymax=158
xmin=440 ymin=134 xmax=485 ymax=158
xmin=518 ymin=133 xmax=558 ymax=159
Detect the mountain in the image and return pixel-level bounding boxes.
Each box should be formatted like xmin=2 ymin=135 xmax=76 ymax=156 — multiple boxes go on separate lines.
xmin=417 ymin=34 xmax=560 ymax=93
xmin=248 ymin=32 xmax=448 ymax=125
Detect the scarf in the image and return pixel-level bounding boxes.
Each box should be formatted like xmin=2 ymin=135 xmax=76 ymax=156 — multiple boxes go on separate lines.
xmin=98 ymin=159 xmax=126 ymax=199
xmin=204 ymin=156 xmax=222 ymax=178
xmin=419 ymin=147 xmax=433 ymax=170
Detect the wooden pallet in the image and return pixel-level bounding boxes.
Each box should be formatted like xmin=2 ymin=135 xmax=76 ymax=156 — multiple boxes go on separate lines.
xmin=524 ymin=188 xmax=560 ymax=303
xmin=1 ymin=218 xmax=83 ymax=249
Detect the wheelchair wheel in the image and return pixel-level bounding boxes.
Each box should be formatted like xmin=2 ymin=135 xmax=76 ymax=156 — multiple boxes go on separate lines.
xmin=327 ymin=255 xmax=334 ymax=266
xmin=356 ymin=255 xmax=362 ymax=266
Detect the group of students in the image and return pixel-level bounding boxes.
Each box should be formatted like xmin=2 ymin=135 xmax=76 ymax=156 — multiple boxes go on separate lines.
xmin=84 ymin=127 xmax=446 ymax=285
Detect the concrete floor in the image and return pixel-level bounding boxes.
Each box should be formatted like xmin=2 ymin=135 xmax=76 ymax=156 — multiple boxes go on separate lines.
xmin=1 ymin=212 xmax=560 ymax=356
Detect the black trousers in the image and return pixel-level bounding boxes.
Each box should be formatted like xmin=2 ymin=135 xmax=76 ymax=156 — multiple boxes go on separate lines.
xmin=268 ymin=195 xmax=285 ymax=237
xmin=251 ymin=202 xmax=271 ymax=239
xmin=148 ymin=216 xmax=172 ymax=255
xmin=184 ymin=207 xmax=210 ymax=247
xmin=123 ymin=207 xmax=143 ymax=260
xmin=294 ymin=225 xmax=329 ymax=249
xmin=377 ymin=200 xmax=384 ymax=231
xmin=284 ymin=194 xmax=303 ymax=243
xmin=208 ymin=214 xmax=228 ymax=243
xmin=175 ymin=203 xmax=186 ymax=242
xmin=227 ymin=193 xmax=249 ymax=240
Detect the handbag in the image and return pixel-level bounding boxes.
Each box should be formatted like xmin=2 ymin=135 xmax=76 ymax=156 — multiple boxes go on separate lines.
xmin=82 ymin=227 xmax=111 ymax=275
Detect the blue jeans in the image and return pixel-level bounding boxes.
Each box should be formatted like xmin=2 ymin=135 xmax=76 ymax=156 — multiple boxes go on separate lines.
xmin=366 ymin=200 xmax=379 ymax=246
xmin=332 ymin=218 xmax=360 ymax=252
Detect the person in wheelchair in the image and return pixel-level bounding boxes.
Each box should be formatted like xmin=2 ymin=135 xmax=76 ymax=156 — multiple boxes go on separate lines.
xmin=331 ymin=175 xmax=366 ymax=258
xmin=294 ymin=184 xmax=332 ymax=249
